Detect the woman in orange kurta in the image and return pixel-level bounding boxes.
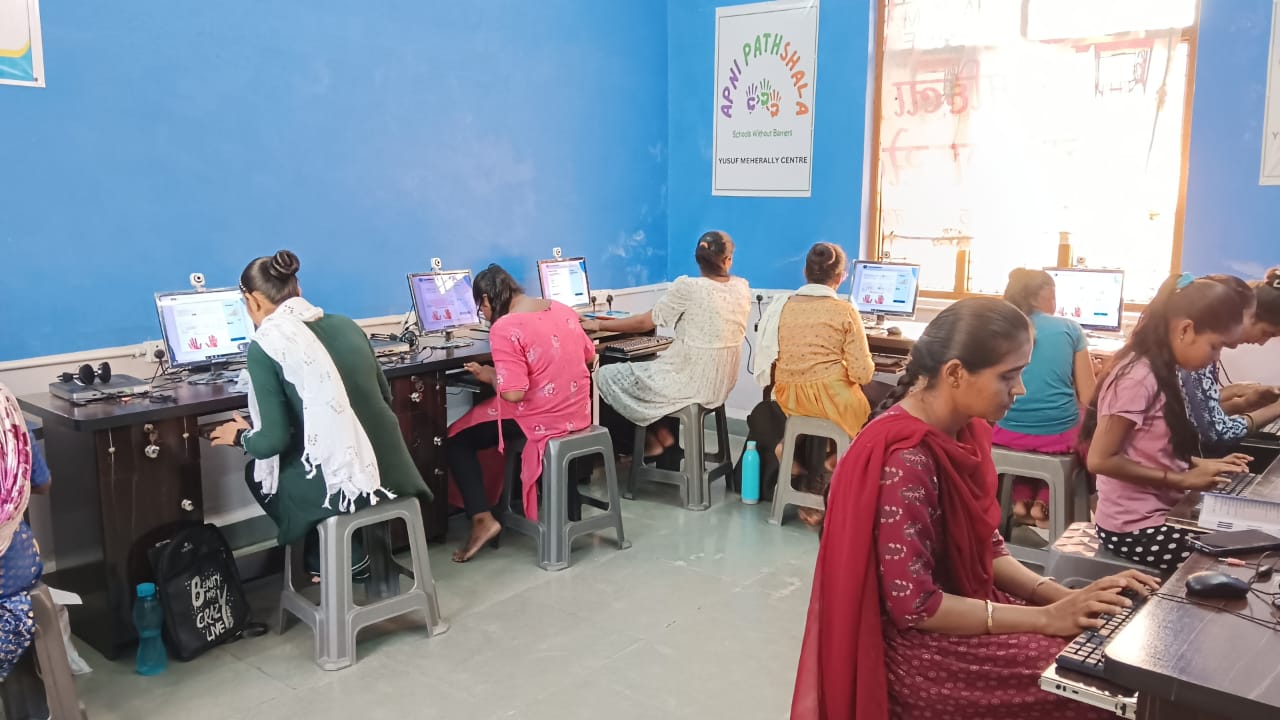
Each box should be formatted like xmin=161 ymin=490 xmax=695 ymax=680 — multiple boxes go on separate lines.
xmin=754 ymin=243 xmax=874 ymax=515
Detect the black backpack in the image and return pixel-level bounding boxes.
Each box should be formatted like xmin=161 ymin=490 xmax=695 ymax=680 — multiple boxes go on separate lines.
xmin=147 ymin=524 xmax=262 ymax=661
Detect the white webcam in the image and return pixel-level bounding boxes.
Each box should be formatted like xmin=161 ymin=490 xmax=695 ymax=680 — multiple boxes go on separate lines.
xmin=430 ymin=257 xmax=443 ymax=271
xmin=552 ymin=247 xmax=563 ymax=260
xmin=189 ymin=272 xmax=207 ymax=292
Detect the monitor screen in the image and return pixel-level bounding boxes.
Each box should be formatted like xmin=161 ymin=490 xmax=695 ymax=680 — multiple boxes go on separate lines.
xmin=537 ymin=257 xmax=591 ymax=309
xmin=408 ymin=270 xmax=480 ymax=334
xmin=1045 ymin=268 xmax=1125 ymax=332
xmin=154 ymin=288 xmax=254 ymax=369
xmin=851 ymin=261 xmax=921 ymax=318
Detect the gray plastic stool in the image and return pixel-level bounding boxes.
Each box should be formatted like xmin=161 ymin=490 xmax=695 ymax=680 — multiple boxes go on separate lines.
xmin=30 ymin=584 xmax=87 ymax=720
xmin=770 ymin=415 xmax=849 ymax=526
xmin=278 ymin=496 xmax=448 ymax=670
xmin=627 ymin=403 xmax=732 ymax=510
xmin=993 ymin=447 xmax=1089 ymax=566
xmin=497 ymin=425 xmax=631 ymax=570
xmin=1043 ymin=522 xmax=1161 ymax=580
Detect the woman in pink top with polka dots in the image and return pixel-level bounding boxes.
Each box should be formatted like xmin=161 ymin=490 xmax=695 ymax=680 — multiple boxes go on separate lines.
xmin=1084 ymin=274 xmax=1254 ymax=571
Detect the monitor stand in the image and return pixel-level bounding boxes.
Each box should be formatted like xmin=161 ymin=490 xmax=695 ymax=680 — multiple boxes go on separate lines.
xmin=427 ymin=329 xmax=474 ymax=350
xmin=186 ymin=363 xmax=240 ymax=385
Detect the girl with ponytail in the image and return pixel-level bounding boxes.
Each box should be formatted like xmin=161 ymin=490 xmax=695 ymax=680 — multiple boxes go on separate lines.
xmin=794 ymin=297 xmax=1154 ymax=720
xmin=1084 ymin=273 xmax=1254 ymax=571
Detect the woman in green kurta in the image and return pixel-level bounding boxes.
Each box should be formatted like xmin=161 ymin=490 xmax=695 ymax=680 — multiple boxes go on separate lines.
xmin=210 ymin=250 xmax=429 ymax=578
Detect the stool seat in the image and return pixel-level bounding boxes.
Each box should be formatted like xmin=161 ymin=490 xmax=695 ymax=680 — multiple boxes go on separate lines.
xmin=770 ymin=415 xmax=849 ymax=526
xmin=1044 ymin=522 xmax=1161 ymax=581
xmin=498 ymin=425 xmax=630 ymax=571
xmin=628 ymin=403 xmax=731 ymax=510
xmin=278 ymin=496 xmax=447 ymax=670
xmin=993 ymin=447 xmax=1089 ymax=567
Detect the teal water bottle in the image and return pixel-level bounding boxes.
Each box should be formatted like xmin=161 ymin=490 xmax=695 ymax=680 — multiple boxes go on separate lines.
xmin=133 ymin=583 xmax=167 ymax=676
xmin=741 ymin=440 xmax=760 ymax=505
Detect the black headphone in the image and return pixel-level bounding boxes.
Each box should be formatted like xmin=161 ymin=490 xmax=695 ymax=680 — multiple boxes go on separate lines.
xmin=58 ymin=362 xmax=112 ymax=386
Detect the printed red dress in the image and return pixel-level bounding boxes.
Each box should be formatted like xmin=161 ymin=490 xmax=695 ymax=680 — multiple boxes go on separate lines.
xmin=876 ymin=439 xmax=1108 ymax=719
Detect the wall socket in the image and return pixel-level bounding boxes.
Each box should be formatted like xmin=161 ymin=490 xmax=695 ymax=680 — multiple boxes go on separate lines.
xmin=136 ymin=341 xmax=166 ymax=363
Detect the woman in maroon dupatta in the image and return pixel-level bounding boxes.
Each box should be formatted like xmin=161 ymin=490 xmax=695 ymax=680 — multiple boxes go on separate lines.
xmin=791 ymin=297 xmax=1160 ymax=720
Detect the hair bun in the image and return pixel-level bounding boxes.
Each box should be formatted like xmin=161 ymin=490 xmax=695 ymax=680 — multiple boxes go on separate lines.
xmin=1267 ymin=267 xmax=1280 ymax=285
xmin=813 ymin=243 xmax=835 ymax=264
xmin=269 ymin=250 xmax=300 ymax=279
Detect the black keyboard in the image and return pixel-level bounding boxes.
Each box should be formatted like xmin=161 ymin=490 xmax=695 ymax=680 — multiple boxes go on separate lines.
xmin=1215 ymin=471 xmax=1260 ymax=497
xmin=1055 ymin=590 xmax=1145 ymax=679
xmin=871 ymin=353 xmax=906 ymax=371
xmin=600 ymin=336 xmax=673 ymax=357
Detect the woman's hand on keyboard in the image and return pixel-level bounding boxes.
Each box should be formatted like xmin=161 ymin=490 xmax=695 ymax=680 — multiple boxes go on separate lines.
xmin=1178 ymin=455 xmax=1252 ymax=490
xmin=1040 ymin=575 xmax=1141 ymax=635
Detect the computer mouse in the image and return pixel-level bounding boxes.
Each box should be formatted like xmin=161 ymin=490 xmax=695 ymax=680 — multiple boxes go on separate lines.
xmin=1184 ymin=571 xmax=1250 ymax=599
xmin=886 ymin=326 xmax=903 ymax=336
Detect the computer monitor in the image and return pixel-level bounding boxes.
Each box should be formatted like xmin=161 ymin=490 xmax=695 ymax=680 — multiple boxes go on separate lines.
xmin=407 ymin=270 xmax=480 ymax=345
xmin=851 ymin=260 xmax=922 ymax=319
xmin=154 ymin=288 xmax=254 ymax=371
xmin=537 ymin=257 xmax=592 ymax=309
xmin=1045 ymin=267 xmax=1125 ymax=332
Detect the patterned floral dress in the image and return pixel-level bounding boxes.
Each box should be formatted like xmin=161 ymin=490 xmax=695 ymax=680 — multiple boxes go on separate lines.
xmin=595 ymin=275 xmax=751 ymax=425
xmin=448 ymin=301 xmax=595 ymax=521
xmin=876 ymin=416 xmax=1108 ymax=719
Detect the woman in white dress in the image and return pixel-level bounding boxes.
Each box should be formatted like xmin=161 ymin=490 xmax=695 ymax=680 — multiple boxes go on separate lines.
xmin=583 ymin=230 xmax=752 ymax=457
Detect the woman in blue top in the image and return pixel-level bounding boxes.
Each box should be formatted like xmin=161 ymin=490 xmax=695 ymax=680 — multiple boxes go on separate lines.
xmin=993 ymin=269 xmax=1096 ymax=528
xmin=0 ymin=383 xmax=49 ymax=687
xmin=1181 ymin=269 xmax=1280 ymax=451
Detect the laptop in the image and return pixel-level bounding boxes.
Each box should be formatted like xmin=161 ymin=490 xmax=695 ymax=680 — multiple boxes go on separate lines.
xmin=536 ymin=256 xmax=629 ymax=319
xmin=1039 ymin=663 xmax=1137 ymax=719
xmin=1167 ymin=454 xmax=1280 ymax=534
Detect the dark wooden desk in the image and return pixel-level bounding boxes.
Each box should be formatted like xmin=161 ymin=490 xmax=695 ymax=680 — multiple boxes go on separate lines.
xmin=1105 ymin=551 xmax=1280 ymax=720
xmin=19 ymin=341 xmax=493 ymax=659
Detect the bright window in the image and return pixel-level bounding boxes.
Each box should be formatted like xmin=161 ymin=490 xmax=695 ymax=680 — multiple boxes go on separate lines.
xmin=871 ymin=0 xmax=1196 ymax=304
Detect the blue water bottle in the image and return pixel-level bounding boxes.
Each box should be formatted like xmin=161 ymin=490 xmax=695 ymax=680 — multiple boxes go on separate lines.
xmin=741 ymin=440 xmax=760 ymax=505
xmin=133 ymin=582 xmax=167 ymax=676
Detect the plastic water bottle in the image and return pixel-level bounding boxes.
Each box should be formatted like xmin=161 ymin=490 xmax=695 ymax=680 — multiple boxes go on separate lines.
xmin=133 ymin=582 xmax=167 ymax=676
xmin=741 ymin=440 xmax=760 ymax=505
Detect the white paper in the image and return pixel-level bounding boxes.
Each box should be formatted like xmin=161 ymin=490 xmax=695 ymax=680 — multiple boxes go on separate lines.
xmin=0 ymin=0 xmax=45 ymax=88
xmin=712 ymin=1 xmax=820 ymax=197
xmin=48 ymin=586 xmax=82 ymax=605
xmin=1262 ymin=1 xmax=1280 ymax=184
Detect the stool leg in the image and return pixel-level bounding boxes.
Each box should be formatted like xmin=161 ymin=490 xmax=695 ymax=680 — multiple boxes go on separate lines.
xmin=400 ymin=502 xmax=447 ymax=635
xmin=626 ymin=424 xmax=646 ymax=500
xmin=997 ymin=474 xmax=1015 ymax=538
xmin=681 ymin=409 xmax=707 ymax=510
xmin=770 ymin=423 xmax=799 ymax=525
xmin=601 ymin=447 xmax=631 ymax=550
xmin=711 ymin=406 xmax=731 ymax=463
xmin=541 ymin=455 xmax=571 ymax=571
xmin=316 ymin=521 xmax=356 ymax=671
xmin=278 ymin=542 xmax=299 ymax=634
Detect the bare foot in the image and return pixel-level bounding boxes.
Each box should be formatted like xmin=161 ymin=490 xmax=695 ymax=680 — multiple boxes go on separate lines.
xmin=1011 ymin=500 xmax=1032 ymax=524
xmin=453 ymin=514 xmax=502 ymax=563
xmin=797 ymin=507 xmax=825 ymax=527
xmin=1030 ymin=500 xmax=1050 ymax=523
xmin=644 ymin=425 xmax=677 ymax=458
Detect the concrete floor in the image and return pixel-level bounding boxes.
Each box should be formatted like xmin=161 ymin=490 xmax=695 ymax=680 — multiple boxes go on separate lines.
xmin=72 ymin=470 xmax=820 ymax=720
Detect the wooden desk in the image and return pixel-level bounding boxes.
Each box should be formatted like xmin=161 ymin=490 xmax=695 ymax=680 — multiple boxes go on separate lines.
xmin=19 ymin=341 xmax=493 ymax=659
xmin=1104 ymin=551 xmax=1280 ymax=719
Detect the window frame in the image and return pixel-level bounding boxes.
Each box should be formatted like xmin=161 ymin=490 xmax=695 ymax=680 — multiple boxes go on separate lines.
xmin=863 ymin=0 xmax=1200 ymax=311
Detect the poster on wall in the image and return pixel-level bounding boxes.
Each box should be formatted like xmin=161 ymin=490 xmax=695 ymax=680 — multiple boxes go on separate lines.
xmin=1262 ymin=0 xmax=1280 ymax=184
xmin=713 ymin=0 xmax=819 ymax=197
xmin=0 ymin=0 xmax=43 ymax=88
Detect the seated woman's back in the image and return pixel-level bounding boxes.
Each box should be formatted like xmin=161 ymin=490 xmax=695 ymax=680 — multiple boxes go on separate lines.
xmin=775 ymin=295 xmax=870 ymax=385
xmin=663 ymin=275 xmax=751 ymax=349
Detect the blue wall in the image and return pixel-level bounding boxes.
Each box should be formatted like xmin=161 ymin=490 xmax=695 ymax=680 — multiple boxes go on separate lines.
xmin=0 ymin=1 xmax=668 ymax=361
xmin=666 ymin=0 xmax=875 ymax=288
xmin=1183 ymin=0 xmax=1280 ymax=278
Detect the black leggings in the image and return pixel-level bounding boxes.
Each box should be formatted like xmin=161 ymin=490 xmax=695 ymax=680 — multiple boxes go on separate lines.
xmin=447 ymin=420 xmax=524 ymax=518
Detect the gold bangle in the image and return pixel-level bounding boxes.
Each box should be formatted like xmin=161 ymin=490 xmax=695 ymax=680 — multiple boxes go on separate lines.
xmin=985 ymin=600 xmax=994 ymax=634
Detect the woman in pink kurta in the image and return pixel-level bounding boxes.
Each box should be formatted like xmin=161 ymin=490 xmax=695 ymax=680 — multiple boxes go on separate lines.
xmin=446 ymin=264 xmax=594 ymax=563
